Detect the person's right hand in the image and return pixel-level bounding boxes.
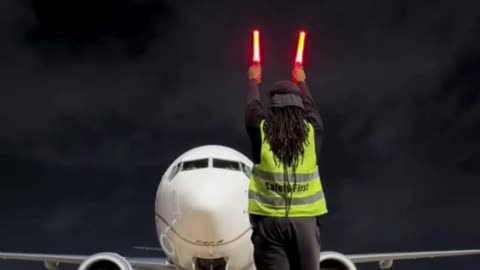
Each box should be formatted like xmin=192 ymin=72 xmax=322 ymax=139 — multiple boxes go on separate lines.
xmin=292 ymin=63 xmax=306 ymax=83
xmin=248 ymin=63 xmax=262 ymax=84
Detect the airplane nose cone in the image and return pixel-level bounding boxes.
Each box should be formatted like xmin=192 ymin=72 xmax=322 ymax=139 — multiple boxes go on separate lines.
xmin=173 ymin=170 xmax=250 ymax=245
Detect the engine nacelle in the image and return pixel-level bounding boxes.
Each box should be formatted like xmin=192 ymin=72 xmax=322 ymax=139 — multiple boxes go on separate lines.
xmin=320 ymin=251 xmax=357 ymax=270
xmin=78 ymin=252 xmax=133 ymax=270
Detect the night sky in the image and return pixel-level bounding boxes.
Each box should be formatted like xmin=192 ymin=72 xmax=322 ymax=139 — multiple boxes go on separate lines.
xmin=1 ymin=1 xmax=479 ymax=270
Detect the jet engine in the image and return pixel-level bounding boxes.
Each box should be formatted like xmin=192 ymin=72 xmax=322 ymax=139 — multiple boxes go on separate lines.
xmin=78 ymin=252 xmax=133 ymax=270
xmin=320 ymin=251 xmax=357 ymax=270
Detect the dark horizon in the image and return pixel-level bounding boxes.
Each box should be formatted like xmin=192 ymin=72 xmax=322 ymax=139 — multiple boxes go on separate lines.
xmin=1 ymin=1 xmax=479 ymax=270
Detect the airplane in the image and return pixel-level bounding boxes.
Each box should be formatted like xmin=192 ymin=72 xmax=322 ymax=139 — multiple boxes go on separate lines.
xmin=1 ymin=145 xmax=480 ymax=270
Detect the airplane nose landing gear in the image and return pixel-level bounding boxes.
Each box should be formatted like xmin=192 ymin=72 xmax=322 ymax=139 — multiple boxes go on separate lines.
xmin=192 ymin=257 xmax=230 ymax=270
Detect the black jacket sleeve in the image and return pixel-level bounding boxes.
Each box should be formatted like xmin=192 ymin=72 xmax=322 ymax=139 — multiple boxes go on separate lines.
xmin=297 ymin=81 xmax=324 ymax=159
xmin=245 ymin=79 xmax=265 ymax=164
xmin=298 ymin=82 xmax=324 ymax=132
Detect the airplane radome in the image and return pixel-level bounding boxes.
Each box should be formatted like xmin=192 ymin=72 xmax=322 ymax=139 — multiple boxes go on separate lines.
xmin=155 ymin=145 xmax=255 ymax=269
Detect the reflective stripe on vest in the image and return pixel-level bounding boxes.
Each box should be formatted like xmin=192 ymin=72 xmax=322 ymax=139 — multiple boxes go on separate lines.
xmin=252 ymin=167 xmax=319 ymax=183
xmin=248 ymin=120 xmax=328 ymax=217
xmin=248 ymin=190 xmax=325 ymax=207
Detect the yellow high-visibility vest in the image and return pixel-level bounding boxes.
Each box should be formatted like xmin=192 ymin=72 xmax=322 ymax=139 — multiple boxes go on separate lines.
xmin=248 ymin=120 xmax=328 ymax=217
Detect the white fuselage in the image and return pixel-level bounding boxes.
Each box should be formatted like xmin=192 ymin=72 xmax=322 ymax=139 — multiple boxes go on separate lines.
xmin=155 ymin=145 xmax=255 ymax=270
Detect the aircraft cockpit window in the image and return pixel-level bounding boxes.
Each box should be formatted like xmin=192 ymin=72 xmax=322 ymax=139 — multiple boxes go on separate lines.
xmin=181 ymin=159 xmax=209 ymax=171
xmin=212 ymin=159 xmax=241 ymax=171
xmin=241 ymin=163 xmax=252 ymax=178
xmin=168 ymin=163 xmax=181 ymax=180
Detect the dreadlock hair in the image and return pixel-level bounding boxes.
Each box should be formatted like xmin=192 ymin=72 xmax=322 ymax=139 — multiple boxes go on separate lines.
xmin=263 ymin=105 xmax=310 ymax=217
xmin=264 ymin=106 xmax=309 ymax=168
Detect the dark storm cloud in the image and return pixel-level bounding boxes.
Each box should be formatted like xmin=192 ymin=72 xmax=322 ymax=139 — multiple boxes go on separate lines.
xmin=1 ymin=1 xmax=480 ymax=270
xmin=0 ymin=0 xmax=180 ymax=167
xmin=0 ymin=0 xmax=263 ymax=167
xmin=24 ymin=0 xmax=173 ymax=56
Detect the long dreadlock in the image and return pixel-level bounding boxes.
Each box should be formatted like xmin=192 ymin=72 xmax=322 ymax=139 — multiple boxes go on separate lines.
xmin=263 ymin=106 xmax=309 ymax=217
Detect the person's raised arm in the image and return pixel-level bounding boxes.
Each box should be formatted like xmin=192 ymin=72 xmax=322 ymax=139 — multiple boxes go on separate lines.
xmin=292 ymin=64 xmax=324 ymax=135
xmin=246 ymin=63 xmax=265 ymax=129
xmin=245 ymin=63 xmax=265 ymax=164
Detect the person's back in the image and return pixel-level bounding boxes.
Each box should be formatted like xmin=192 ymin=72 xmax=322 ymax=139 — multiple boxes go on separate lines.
xmin=245 ymin=63 xmax=328 ymax=270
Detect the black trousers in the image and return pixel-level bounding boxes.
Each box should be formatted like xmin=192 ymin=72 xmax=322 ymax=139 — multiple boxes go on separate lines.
xmin=249 ymin=214 xmax=321 ymax=270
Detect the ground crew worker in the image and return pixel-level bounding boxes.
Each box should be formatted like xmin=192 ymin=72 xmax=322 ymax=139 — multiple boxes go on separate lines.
xmin=245 ymin=62 xmax=328 ymax=270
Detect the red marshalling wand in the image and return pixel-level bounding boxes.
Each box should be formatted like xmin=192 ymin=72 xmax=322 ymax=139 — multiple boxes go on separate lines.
xmin=253 ymin=30 xmax=260 ymax=64
xmin=295 ymin=31 xmax=306 ymax=65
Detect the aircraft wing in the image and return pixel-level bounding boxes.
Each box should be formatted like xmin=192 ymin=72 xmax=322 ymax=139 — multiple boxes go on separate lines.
xmin=346 ymin=249 xmax=480 ymax=268
xmin=0 ymin=252 xmax=175 ymax=270
xmin=3 ymin=250 xmax=480 ymax=270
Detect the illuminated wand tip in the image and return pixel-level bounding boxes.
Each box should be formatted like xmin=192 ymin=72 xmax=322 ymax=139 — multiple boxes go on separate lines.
xmin=295 ymin=31 xmax=306 ymax=64
xmin=253 ymin=30 xmax=260 ymax=63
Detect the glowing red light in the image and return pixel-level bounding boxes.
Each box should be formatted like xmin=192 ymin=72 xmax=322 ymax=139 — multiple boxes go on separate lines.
xmin=253 ymin=30 xmax=260 ymax=63
xmin=295 ymin=31 xmax=306 ymax=64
